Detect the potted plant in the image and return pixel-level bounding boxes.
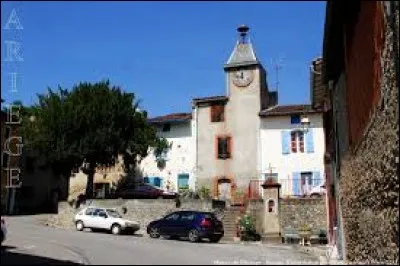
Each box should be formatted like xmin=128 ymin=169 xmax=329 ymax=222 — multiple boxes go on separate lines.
xmin=237 ymin=214 xmax=261 ymax=241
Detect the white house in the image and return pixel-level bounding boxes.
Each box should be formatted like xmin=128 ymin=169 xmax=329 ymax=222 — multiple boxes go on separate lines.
xmin=259 ymin=106 xmax=325 ymax=198
xmin=138 ymin=113 xmax=196 ymax=192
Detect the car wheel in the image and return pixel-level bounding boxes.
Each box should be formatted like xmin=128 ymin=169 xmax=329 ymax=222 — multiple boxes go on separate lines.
xmin=210 ymin=235 xmax=222 ymax=243
xmin=188 ymin=229 xmax=200 ymax=243
xmin=149 ymin=227 xmax=160 ymax=238
xmin=111 ymin=224 xmax=121 ymax=235
xmin=76 ymin=220 xmax=84 ymax=231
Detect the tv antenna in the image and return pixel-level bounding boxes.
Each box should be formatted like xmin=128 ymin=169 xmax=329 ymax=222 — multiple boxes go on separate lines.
xmin=271 ymin=57 xmax=285 ymax=93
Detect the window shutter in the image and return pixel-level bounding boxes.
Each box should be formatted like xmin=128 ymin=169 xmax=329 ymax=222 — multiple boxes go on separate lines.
xmin=306 ymin=128 xmax=315 ymax=153
xmin=292 ymin=172 xmax=301 ymax=196
xmin=227 ymin=137 xmax=232 ymax=158
xmin=143 ymin=177 xmax=149 ymax=184
xmin=281 ymin=131 xmax=290 ymax=154
xmin=313 ymin=171 xmax=321 ymax=186
xmin=154 ymin=177 xmax=161 ymax=187
xmin=178 ymin=174 xmax=189 ymax=188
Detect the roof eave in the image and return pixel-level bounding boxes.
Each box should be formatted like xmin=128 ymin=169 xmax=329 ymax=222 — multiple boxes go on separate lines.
xmin=149 ymin=119 xmax=191 ymax=125
xmin=223 ymin=61 xmax=260 ymax=70
xmin=192 ymin=97 xmax=229 ymax=106
xmin=259 ymin=110 xmax=323 ymax=117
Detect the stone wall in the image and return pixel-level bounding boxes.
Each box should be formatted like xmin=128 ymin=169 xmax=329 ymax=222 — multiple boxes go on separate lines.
xmin=246 ymin=200 xmax=264 ymax=233
xmin=279 ymin=198 xmax=327 ymax=230
xmin=338 ymin=3 xmax=399 ymax=264
xmin=47 ymin=199 xmax=213 ymax=235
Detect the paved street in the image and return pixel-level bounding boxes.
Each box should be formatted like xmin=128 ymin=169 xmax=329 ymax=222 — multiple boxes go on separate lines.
xmin=1 ymin=216 xmax=319 ymax=265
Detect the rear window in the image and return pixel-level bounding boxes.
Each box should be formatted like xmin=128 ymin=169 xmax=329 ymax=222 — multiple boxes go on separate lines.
xmin=203 ymin=213 xmax=216 ymax=220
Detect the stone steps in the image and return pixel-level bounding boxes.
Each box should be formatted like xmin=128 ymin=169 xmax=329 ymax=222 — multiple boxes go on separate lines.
xmin=221 ymin=207 xmax=243 ymax=241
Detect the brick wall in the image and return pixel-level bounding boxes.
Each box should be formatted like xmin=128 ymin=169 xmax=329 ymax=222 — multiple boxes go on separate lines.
xmin=339 ymin=2 xmax=399 ymax=263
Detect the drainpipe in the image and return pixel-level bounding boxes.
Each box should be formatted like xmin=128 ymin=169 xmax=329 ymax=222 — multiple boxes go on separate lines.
xmin=194 ymin=104 xmax=199 ymax=192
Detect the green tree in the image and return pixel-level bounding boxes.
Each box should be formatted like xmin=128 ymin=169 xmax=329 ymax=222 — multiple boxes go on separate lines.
xmin=22 ymin=80 xmax=167 ymax=198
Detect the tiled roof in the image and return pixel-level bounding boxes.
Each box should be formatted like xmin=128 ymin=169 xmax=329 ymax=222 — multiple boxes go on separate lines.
xmin=148 ymin=112 xmax=192 ymax=124
xmin=192 ymin=95 xmax=229 ymax=105
xmin=311 ymin=58 xmax=327 ymax=109
xmin=259 ymin=104 xmax=323 ymax=117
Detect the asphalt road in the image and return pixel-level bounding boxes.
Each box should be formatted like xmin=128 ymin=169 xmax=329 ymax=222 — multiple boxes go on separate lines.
xmin=1 ymin=215 xmax=319 ymax=265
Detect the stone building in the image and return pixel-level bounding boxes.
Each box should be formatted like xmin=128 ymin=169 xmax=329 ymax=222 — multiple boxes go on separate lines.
xmin=322 ymin=1 xmax=399 ymax=263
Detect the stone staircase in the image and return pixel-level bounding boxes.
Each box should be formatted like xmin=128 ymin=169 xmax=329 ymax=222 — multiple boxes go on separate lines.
xmin=221 ymin=206 xmax=244 ymax=242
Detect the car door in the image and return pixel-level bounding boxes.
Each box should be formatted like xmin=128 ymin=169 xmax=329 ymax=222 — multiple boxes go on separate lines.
xmin=177 ymin=212 xmax=196 ymax=237
xmin=91 ymin=208 xmax=107 ymax=229
xmin=159 ymin=212 xmax=181 ymax=236
xmin=97 ymin=209 xmax=111 ymax=230
xmin=83 ymin=208 xmax=96 ymax=228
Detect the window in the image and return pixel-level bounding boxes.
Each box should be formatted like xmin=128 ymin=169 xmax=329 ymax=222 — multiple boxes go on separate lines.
xmin=85 ymin=208 xmax=95 ymax=216
xmin=180 ymin=213 xmax=195 ymax=221
xmin=164 ymin=213 xmax=180 ymax=221
xmin=162 ymin=123 xmax=171 ymax=132
xmin=291 ymin=114 xmax=301 ymax=124
xmin=211 ymin=104 xmax=225 ymax=122
xmin=268 ymin=200 xmax=275 ymax=213
xmin=291 ymin=131 xmax=304 ymax=153
xmin=178 ymin=174 xmax=189 ymax=189
xmin=217 ymin=136 xmax=231 ymax=159
xmin=300 ymin=172 xmax=313 ymax=196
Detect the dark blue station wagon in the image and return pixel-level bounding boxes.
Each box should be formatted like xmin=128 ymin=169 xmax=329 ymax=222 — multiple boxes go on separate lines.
xmin=147 ymin=211 xmax=224 ymax=243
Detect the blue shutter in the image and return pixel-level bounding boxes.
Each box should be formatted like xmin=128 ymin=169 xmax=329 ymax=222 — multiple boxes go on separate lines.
xmin=306 ymin=128 xmax=314 ymax=153
xmin=178 ymin=174 xmax=189 ymax=188
xmin=313 ymin=171 xmax=321 ymax=186
xmin=292 ymin=172 xmax=301 ymax=196
xmin=281 ymin=131 xmax=290 ymax=154
xmin=154 ymin=177 xmax=161 ymax=187
xmin=143 ymin=177 xmax=149 ymax=184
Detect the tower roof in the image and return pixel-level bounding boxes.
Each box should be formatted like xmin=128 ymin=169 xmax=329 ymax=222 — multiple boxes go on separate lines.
xmin=224 ymin=25 xmax=259 ymax=69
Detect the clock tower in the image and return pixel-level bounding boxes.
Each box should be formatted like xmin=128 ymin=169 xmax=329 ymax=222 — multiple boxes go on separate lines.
xmin=193 ymin=25 xmax=277 ymax=201
xmin=218 ymin=25 xmax=275 ymax=191
xmin=224 ymin=25 xmax=271 ymax=111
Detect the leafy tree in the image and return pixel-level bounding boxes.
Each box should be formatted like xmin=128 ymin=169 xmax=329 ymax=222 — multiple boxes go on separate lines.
xmin=22 ymin=80 xmax=167 ymax=198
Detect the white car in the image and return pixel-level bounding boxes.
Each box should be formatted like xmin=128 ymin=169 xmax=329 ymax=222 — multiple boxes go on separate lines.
xmin=309 ymin=184 xmax=327 ymax=197
xmin=1 ymin=217 xmax=6 ymax=243
xmin=74 ymin=207 xmax=140 ymax=235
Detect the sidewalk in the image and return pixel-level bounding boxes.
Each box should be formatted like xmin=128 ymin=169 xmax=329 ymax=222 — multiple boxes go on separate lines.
xmin=297 ymin=244 xmax=346 ymax=265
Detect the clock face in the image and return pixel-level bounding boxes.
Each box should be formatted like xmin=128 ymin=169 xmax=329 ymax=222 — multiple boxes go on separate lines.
xmin=232 ymin=69 xmax=254 ymax=87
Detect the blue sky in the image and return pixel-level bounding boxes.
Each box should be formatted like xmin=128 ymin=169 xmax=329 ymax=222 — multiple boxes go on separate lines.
xmin=1 ymin=1 xmax=326 ymax=117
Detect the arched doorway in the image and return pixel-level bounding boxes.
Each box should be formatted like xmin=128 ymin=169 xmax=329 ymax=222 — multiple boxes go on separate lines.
xmin=217 ymin=178 xmax=231 ymax=201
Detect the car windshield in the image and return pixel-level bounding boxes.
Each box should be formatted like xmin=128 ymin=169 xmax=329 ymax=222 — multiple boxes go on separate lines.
xmin=106 ymin=209 xmax=122 ymax=218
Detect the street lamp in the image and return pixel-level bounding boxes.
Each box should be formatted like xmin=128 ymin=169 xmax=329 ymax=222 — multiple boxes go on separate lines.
xmin=301 ymin=116 xmax=310 ymax=133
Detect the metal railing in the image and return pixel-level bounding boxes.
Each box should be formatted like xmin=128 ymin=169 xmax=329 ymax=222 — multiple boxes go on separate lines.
xmin=247 ymin=178 xmax=325 ymax=199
